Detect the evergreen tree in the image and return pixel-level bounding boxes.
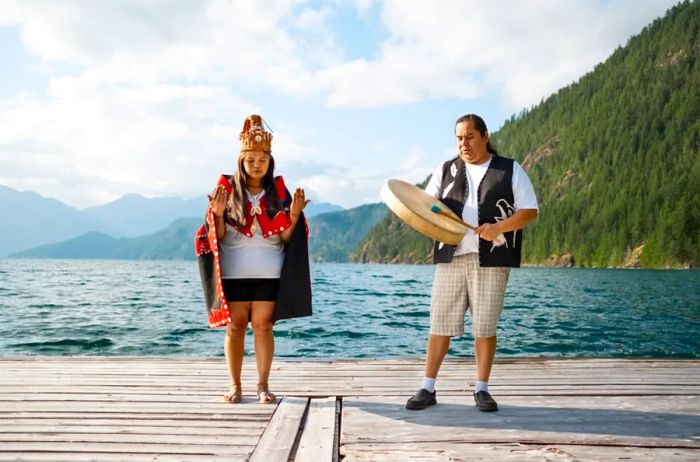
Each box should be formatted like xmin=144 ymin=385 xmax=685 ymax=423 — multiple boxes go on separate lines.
xmin=355 ymin=1 xmax=699 ymax=268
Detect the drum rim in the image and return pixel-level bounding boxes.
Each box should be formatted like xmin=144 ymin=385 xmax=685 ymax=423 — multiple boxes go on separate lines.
xmin=380 ymin=179 xmax=466 ymax=245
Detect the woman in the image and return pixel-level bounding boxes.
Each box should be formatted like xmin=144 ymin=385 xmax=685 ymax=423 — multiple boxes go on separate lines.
xmin=195 ymin=114 xmax=312 ymax=404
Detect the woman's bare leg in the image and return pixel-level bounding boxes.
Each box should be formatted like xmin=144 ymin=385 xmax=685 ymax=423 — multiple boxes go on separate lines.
xmin=250 ymin=301 xmax=275 ymax=398
xmin=225 ymin=301 xmax=251 ymax=396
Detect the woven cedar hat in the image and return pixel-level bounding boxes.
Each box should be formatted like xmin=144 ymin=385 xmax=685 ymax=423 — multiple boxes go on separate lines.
xmin=239 ymin=114 xmax=272 ymax=153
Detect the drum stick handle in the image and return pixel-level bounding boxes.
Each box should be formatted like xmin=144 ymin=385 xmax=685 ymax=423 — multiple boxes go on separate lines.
xmin=430 ymin=205 xmax=477 ymax=231
xmin=430 ymin=204 xmax=507 ymax=248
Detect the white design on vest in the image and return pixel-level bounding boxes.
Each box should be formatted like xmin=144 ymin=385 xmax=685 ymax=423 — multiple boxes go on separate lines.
xmin=442 ymin=181 xmax=455 ymax=199
xmin=450 ymin=162 xmax=458 ymax=177
xmin=493 ymin=198 xmax=516 ymax=251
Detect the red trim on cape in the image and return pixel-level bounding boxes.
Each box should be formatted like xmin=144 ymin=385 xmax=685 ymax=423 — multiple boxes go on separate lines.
xmin=193 ymin=174 xmax=308 ymax=328
xmin=205 ymin=206 xmax=231 ymax=328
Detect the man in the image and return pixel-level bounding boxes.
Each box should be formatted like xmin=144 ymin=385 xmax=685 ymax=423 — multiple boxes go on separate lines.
xmin=406 ymin=114 xmax=538 ymax=412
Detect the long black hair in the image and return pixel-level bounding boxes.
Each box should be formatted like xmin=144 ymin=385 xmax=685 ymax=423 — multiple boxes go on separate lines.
xmin=455 ymin=114 xmax=498 ymax=155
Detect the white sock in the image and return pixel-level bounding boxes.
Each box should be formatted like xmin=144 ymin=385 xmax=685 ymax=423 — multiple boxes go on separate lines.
xmin=421 ymin=377 xmax=436 ymax=393
xmin=475 ymin=380 xmax=489 ymax=393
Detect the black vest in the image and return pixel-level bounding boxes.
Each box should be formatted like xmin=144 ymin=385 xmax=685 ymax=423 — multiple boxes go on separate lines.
xmin=433 ymin=155 xmax=522 ymax=267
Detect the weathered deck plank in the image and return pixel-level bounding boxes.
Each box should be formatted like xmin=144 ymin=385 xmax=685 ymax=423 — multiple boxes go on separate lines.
xmin=340 ymin=444 xmax=700 ymax=461
xmin=341 ymin=394 xmax=700 ymax=445
xmin=0 ymin=357 xmax=698 ymax=461
xmin=295 ymin=396 xmax=337 ymax=461
xmin=248 ymin=397 xmax=307 ymax=462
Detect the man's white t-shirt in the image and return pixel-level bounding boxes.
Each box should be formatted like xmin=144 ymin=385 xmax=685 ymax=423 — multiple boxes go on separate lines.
xmin=424 ymin=156 xmax=539 ymax=256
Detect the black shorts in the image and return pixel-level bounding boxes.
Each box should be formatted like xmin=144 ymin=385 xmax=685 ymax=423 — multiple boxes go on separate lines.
xmin=222 ymin=278 xmax=280 ymax=302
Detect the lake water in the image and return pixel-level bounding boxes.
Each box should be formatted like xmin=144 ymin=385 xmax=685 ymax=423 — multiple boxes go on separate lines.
xmin=0 ymin=259 xmax=698 ymax=358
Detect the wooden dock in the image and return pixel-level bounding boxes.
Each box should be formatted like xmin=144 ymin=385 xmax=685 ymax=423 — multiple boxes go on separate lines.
xmin=0 ymin=357 xmax=698 ymax=461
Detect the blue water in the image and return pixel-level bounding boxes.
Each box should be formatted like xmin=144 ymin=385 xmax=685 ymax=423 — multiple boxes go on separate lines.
xmin=0 ymin=260 xmax=698 ymax=358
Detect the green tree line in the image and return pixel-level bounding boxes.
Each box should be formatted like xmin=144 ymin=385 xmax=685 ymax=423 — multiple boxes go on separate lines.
xmin=355 ymin=1 xmax=699 ymax=268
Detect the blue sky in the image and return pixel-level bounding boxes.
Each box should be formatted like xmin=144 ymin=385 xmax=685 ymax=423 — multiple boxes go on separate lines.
xmin=0 ymin=0 xmax=679 ymax=209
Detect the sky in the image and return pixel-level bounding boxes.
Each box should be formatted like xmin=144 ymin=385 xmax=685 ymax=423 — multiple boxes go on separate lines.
xmin=0 ymin=0 xmax=680 ymax=209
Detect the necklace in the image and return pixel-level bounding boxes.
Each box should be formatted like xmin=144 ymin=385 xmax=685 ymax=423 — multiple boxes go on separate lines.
xmin=247 ymin=189 xmax=265 ymax=235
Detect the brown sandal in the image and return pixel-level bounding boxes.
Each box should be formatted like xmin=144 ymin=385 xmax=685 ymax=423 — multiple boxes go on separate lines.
xmin=258 ymin=390 xmax=277 ymax=404
xmin=223 ymin=388 xmax=242 ymax=404
xmin=257 ymin=383 xmax=277 ymax=404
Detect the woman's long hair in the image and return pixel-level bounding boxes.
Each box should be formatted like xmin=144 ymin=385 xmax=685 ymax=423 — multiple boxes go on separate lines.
xmin=455 ymin=113 xmax=499 ymax=155
xmin=227 ymin=153 xmax=283 ymax=227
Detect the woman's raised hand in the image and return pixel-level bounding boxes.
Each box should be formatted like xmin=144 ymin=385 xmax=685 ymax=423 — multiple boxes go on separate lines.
xmin=208 ymin=185 xmax=227 ymax=218
xmin=289 ymin=187 xmax=310 ymax=221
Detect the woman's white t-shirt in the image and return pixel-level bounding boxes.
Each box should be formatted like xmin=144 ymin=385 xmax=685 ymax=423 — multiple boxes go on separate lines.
xmin=218 ymin=190 xmax=285 ymax=279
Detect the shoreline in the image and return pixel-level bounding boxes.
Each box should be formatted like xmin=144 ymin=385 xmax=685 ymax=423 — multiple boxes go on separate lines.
xmin=3 ymin=354 xmax=699 ymax=361
xmin=2 ymin=255 xmax=697 ymax=269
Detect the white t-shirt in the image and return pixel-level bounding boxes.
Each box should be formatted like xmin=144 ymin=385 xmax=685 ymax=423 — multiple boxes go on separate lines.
xmin=218 ymin=190 xmax=285 ymax=279
xmin=424 ymin=156 xmax=539 ymax=256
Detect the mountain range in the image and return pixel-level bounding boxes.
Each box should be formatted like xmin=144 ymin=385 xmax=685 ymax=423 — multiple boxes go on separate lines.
xmin=9 ymin=204 xmax=385 ymax=262
xmin=0 ymin=185 xmax=342 ymax=258
xmin=308 ymin=203 xmax=388 ymax=262
xmin=5 ymin=2 xmax=698 ymax=268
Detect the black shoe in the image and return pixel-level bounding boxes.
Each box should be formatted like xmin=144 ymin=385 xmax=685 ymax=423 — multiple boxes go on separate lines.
xmin=406 ymin=388 xmax=437 ymax=410
xmin=473 ymin=391 xmax=498 ymax=412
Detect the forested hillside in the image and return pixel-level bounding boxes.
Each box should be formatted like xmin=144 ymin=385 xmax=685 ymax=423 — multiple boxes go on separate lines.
xmin=309 ymin=203 xmax=387 ymax=262
xmin=353 ymin=178 xmax=432 ymax=264
xmin=356 ymin=1 xmax=699 ymax=268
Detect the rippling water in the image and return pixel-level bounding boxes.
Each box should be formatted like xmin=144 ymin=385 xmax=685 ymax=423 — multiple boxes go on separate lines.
xmin=0 ymin=259 xmax=697 ymax=358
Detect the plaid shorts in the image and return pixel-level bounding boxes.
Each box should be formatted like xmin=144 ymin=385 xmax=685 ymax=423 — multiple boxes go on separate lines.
xmin=430 ymin=253 xmax=510 ymax=338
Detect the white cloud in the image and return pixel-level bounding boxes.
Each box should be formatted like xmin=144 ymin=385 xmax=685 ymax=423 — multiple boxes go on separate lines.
xmin=281 ymin=144 xmax=438 ymax=208
xmin=0 ymin=0 xmax=680 ymax=207
xmin=318 ymin=0 xmax=678 ymax=111
xmin=2 ymin=1 xmax=209 ymax=64
xmin=0 ymin=75 xmax=258 ymax=206
xmin=2 ymin=0 xmax=678 ymax=107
